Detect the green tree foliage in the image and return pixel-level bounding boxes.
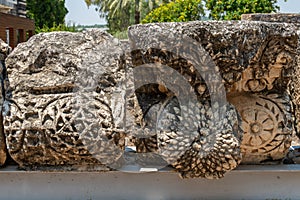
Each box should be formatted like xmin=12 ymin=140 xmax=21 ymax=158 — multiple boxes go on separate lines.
xmin=27 ymin=0 xmax=68 ymax=30
xmin=85 ymin=0 xmax=169 ymax=34
xmin=85 ymin=0 xmax=169 ymax=23
xmin=106 ymin=1 xmax=134 ymax=34
xmin=205 ymin=0 xmax=280 ymax=20
xmin=35 ymin=23 xmax=76 ymax=34
xmin=142 ymin=0 xmax=204 ymax=23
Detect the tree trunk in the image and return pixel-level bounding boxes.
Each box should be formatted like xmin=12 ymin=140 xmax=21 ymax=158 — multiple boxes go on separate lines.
xmin=135 ymin=0 xmax=140 ymax=24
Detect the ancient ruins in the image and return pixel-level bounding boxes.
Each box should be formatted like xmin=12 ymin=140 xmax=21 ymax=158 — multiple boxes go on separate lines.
xmin=1 ymin=15 xmax=300 ymax=179
xmin=0 ymin=38 xmax=10 ymax=166
xmin=3 ymin=31 xmax=126 ymax=170
xmin=129 ymin=21 xmax=296 ymax=167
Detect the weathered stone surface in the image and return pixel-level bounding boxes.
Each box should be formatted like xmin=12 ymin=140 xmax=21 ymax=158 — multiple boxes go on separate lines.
xmin=0 ymin=39 xmax=11 ymax=166
xmin=4 ymin=31 xmax=126 ymax=169
xmin=229 ymin=93 xmax=293 ymax=164
xmin=0 ymin=39 xmax=11 ymax=57
xmin=128 ymin=20 xmax=296 ymax=169
xmin=242 ymin=13 xmax=300 ymax=28
xmin=3 ymin=20 xmax=298 ymax=178
xmin=128 ymin=21 xmax=242 ymax=179
xmin=242 ymin=13 xmax=300 ymax=145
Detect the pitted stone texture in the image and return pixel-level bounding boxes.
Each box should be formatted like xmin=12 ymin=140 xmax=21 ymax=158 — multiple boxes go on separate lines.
xmin=128 ymin=21 xmax=296 ymax=168
xmin=4 ymin=31 xmax=126 ymax=169
xmin=0 ymin=38 xmax=11 ymax=166
xmin=128 ymin=21 xmax=245 ymax=179
xmin=242 ymin=13 xmax=300 ymax=143
xmin=242 ymin=13 xmax=300 ymax=29
xmin=0 ymin=39 xmax=11 ymax=58
xmin=129 ymin=21 xmax=297 ymax=93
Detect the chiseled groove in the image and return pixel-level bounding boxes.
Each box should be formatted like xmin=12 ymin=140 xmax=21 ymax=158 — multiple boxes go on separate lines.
xmin=29 ymin=83 xmax=78 ymax=95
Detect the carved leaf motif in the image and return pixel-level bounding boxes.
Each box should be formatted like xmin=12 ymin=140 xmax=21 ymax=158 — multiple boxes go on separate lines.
xmin=263 ymin=119 xmax=274 ymax=131
xmin=260 ymin=130 xmax=272 ymax=141
xmin=243 ymin=133 xmax=251 ymax=144
xmin=246 ymin=79 xmax=267 ymax=92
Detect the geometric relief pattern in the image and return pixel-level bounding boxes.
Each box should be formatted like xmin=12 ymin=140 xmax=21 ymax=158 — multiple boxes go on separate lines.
xmin=229 ymin=93 xmax=294 ymax=163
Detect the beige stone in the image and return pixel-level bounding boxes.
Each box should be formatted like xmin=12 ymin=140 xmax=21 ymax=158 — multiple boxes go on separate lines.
xmin=128 ymin=20 xmax=297 ymax=176
xmin=242 ymin=13 xmax=300 ymax=139
xmin=228 ymin=93 xmax=293 ymax=164
xmin=3 ymin=20 xmax=298 ymax=178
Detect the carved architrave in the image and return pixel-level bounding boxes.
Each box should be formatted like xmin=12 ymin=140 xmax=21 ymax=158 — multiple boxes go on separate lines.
xmin=4 ymin=31 xmax=126 ymax=169
xmin=242 ymin=13 xmax=300 ymax=141
xmin=228 ymin=93 xmax=294 ymax=164
xmin=4 ymin=94 xmax=102 ymax=167
xmin=129 ymin=21 xmax=296 ymax=175
xmin=231 ymin=51 xmax=293 ymax=93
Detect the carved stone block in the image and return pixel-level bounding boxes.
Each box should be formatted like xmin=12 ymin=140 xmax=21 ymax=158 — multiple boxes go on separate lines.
xmin=242 ymin=13 xmax=300 ymax=144
xmin=228 ymin=93 xmax=293 ymax=164
xmin=3 ymin=20 xmax=298 ymax=178
xmin=4 ymin=31 xmax=126 ymax=169
xmin=128 ymin=21 xmax=297 ymax=167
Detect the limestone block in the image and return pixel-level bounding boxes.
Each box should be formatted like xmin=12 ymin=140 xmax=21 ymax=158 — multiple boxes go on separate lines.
xmin=128 ymin=20 xmax=297 ymax=169
xmin=4 ymin=31 xmax=126 ymax=169
xmin=229 ymin=93 xmax=293 ymax=164
xmin=242 ymin=13 xmax=300 ymax=144
xmin=3 ymin=20 xmax=298 ymax=178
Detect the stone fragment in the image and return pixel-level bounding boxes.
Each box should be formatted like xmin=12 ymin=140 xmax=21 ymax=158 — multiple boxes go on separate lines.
xmin=4 ymin=31 xmax=126 ymax=169
xmin=3 ymin=20 xmax=298 ymax=178
xmin=128 ymin=20 xmax=297 ymax=174
xmin=242 ymin=13 xmax=300 ymax=144
xmin=0 ymin=38 xmax=11 ymax=166
xmin=229 ymin=93 xmax=293 ymax=164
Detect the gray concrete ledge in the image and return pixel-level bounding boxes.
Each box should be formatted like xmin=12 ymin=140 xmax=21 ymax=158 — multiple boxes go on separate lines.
xmin=0 ymin=165 xmax=299 ymax=200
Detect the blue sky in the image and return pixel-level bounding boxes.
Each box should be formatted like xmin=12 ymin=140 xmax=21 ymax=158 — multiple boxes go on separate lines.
xmin=65 ymin=0 xmax=300 ymax=25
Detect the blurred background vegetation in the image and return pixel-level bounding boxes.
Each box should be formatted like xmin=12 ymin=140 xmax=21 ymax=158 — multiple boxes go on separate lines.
xmin=26 ymin=0 xmax=286 ymax=38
